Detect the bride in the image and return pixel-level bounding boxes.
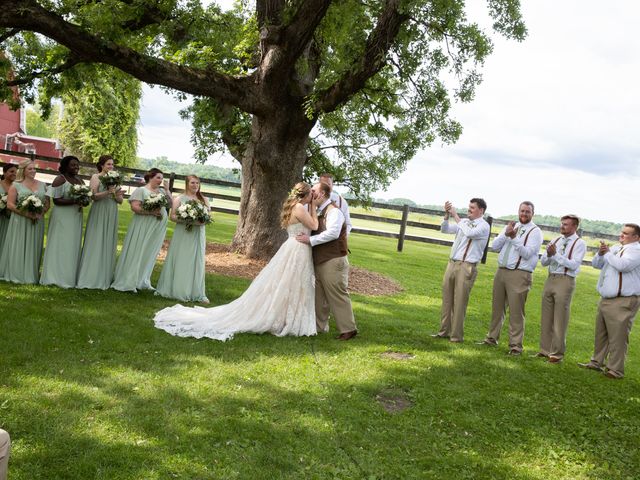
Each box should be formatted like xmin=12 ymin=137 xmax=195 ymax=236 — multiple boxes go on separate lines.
xmin=153 ymin=181 xmax=325 ymax=341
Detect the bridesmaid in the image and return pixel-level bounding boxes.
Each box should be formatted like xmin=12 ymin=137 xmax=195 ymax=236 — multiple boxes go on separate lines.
xmin=156 ymin=175 xmax=210 ymax=303
xmin=0 ymin=163 xmax=18 ymax=251
xmin=40 ymin=156 xmax=86 ymax=288
xmin=0 ymin=159 xmax=50 ymax=283
xmin=77 ymin=155 xmax=124 ymax=289
xmin=111 ymin=168 xmax=170 ymax=292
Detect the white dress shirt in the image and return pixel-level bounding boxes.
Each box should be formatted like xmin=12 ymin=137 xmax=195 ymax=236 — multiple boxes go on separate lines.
xmin=441 ymin=216 xmax=490 ymax=264
xmin=310 ymin=199 xmax=345 ymax=247
xmin=540 ymin=233 xmax=586 ymax=277
xmin=491 ymin=221 xmax=544 ymax=272
xmin=330 ymin=191 xmax=352 ymax=235
xmin=592 ymin=241 xmax=640 ymax=298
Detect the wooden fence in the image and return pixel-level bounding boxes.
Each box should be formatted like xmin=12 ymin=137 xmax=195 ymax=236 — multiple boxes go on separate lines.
xmin=2 ymin=148 xmax=619 ymax=265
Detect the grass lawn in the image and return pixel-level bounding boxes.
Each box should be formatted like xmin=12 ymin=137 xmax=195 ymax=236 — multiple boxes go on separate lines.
xmin=0 ymin=209 xmax=638 ymax=479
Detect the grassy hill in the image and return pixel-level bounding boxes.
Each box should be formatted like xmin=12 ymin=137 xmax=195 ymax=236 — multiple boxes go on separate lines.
xmin=1 ymin=206 xmax=638 ymax=479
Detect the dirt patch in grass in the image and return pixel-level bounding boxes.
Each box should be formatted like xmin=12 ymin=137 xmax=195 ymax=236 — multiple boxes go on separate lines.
xmin=376 ymin=390 xmax=413 ymax=414
xmin=158 ymin=241 xmax=403 ymax=296
xmin=380 ymin=351 xmax=416 ymax=361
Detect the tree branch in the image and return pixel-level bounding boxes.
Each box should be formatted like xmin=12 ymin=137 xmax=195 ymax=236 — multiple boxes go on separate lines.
xmin=257 ymin=0 xmax=286 ymax=27
xmin=2 ymin=56 xmax=81 ymax=87
xmin=282 ymin=0 xmax=332 ymax=63
xmin=0 ymin=0 xmax=264 ymax=114
xmin=0 ymin=27 xmax=20 ymax=44
xmin=312 ymin=0 xmax=409 ymax=115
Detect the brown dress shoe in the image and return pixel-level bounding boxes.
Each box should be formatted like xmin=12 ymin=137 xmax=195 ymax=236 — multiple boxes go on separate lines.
xmin=604 ymin=370 xmax=622 ymax=379
xmin=336 ymin=330 xmax=358 ymax=341
xmin=430 ymin=333 xmax=449 ymax=339
xmin=577 ymin=362 xmax=602 ymax=372
xmin=530 ymin=352 xmax=548 ymax=358
xmin=507 ymin=349 xmax=522 ymax=356
xmin=547 ymin=356 xmax=562 ymax=364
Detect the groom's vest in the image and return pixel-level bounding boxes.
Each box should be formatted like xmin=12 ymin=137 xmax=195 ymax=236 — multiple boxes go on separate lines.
xmin=312 ymin=203 xmax=348 ymax=265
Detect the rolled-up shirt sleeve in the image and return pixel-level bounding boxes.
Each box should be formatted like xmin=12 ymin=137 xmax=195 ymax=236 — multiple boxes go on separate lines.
xmin=310 ymin=208 xmax=344 ymax=247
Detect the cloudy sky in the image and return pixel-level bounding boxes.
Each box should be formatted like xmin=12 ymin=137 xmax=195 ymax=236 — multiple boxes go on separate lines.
xmin=137 ymin=1 xmax=639 ymax=224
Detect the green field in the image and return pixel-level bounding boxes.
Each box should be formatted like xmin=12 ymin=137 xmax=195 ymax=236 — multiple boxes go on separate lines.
xmin=0 ymin=208 xmax=638 ymax=479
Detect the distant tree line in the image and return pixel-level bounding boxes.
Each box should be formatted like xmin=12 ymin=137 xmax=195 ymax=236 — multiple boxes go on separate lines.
xmin=137 ymin=157 xmax=241 ymax=183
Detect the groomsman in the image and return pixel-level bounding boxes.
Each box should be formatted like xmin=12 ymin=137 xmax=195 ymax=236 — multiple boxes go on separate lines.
xmin=578 ymin=223 xmax=640 ymax=379
xmin=431 ymin=198 xmax=490 ymax=342
xmin=534 ymin=215 xmax=586 ymax=363
xmin=297 ymin=183 xmax=357 ymax=340
xmin=480 ymin=201 xmax=543 ymax=355
xmin=0 ymin=429 xmax=9 ymax=480
xmin=319 ymin=173 xmax=352 ymax=235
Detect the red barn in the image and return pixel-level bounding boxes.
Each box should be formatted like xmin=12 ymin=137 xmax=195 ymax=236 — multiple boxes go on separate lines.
xmin=0 ymin=97 xmax=63 ymax=170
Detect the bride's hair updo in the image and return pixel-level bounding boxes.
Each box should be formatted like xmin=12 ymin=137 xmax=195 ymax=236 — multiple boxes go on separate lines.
xmin=281 ymin=182 xmax=311 ymax=228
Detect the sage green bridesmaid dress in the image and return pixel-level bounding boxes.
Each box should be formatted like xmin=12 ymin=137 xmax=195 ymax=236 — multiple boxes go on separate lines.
xmin=0 ymin=183 xmax=11 ymax=252
xmin=40 ymin=181 xmax=84 ymax=288
xmin=111 ymin=186 xmax=168 ymax=292
xmin=155 ymin=195 xmax=209 ymax=302
xmin=0 ymin=181 xmax=47 ymax=284
xmin=77 ymin=178 xmax=119 ymax=289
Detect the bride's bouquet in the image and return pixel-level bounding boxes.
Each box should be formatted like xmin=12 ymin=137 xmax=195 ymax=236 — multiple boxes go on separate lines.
xmin=142 ymin=192 xmax=170 ymax=220
xmin=0 ymin=193 xmax=9 ymax=218
xmin=17 ymin=193 xmax=44 ymax=224
xmin=69 ymin=184 xmax=93 ymax=209
xmin=99 ymin=170 xmax=122 ymax=189
xmin=176 ymin=200 xmax=211 ymax=231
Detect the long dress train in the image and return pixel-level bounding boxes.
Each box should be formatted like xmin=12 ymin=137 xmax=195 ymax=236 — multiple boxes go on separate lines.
xmin=153 ymin=223 xmax=316 ymax=341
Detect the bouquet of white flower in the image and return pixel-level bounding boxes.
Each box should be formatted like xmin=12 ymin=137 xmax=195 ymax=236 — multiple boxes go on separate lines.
xmin=0 ymin=193 xmax=9 ymax=218
xmin=142 ymin=192 xmax=170 ymax=220
xmin=69 ymin=184 xmax=93 ymax=208
xmin=99 ymin=170 xmax=122 ymax=189
xmin=177 ymin=200 xmax=211 ymax=231
xmin=18 ymin=194 xmax=44 ymax=224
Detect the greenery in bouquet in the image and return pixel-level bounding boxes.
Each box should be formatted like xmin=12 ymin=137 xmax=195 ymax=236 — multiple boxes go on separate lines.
xmin=142 ymin=193 xmax=170 ymax=219
xmin=17 ymin=194 xmax=44 ymax=224
xmin=177 ymin=200 xmax=211 ymax=231
xmin=99 ymin=170 xmax=122 ymax=189
xmin=0 ymin=193 xmax=9 ymax=218
xmin=69 ymin=184 xmax=93 ymax=208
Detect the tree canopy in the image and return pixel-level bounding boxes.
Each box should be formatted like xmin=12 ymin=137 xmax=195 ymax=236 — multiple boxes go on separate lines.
xmin=0 ymin=0 xmax=526 ymax=258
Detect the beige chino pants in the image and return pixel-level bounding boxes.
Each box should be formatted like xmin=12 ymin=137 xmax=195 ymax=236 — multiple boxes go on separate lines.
xmin=539 ymin=274 xmax=576 ymax=358
xmin=590 ymin=295 xmax=640 ymax=378
xmin=315 ymin=256 xmax=357 ymax=334
xmin=485 ymin=268 xmax=533 ymax=352
xmin=438 ymin=260 xmax=478 ymax=341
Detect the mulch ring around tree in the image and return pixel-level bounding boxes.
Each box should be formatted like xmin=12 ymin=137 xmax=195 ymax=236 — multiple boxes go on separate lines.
xmin=158 ymin=241 xmax=403 ymax=296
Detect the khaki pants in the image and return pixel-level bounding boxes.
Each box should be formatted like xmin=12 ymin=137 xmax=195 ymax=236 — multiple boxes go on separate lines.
xmin=485 ymin=268 xmax=533 ymax=352
xmin=0 ymin=429 xmax=9 ymax=480
xmin=539 ymin=274 xmax=576 ymax=358
xmin=438 ymin=260 xmax=478 ymax=341
xmin=315 ymin=256 xmax=357 ymax=334
xmin=590 ymin=296 xmax=640 ymax=378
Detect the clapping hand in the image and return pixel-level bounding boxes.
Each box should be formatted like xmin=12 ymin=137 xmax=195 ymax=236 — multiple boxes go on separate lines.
xmin=598 ymin=240 xmax=609 ymax=256
xmin=505 ymin=221 xmax=519 ymax=239
xmin=444 ymin=201 xmax=452 ymax=219
xmin=546 ymin=242 xmax=556 ymax=257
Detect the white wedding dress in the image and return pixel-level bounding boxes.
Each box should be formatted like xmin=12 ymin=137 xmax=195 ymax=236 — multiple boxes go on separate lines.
xmin=153 ymin=223 xmax=317 ymax=341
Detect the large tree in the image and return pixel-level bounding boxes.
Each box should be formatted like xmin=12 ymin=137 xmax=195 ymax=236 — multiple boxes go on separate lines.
xmin=0 ymin=0 xmax=525 ymax=259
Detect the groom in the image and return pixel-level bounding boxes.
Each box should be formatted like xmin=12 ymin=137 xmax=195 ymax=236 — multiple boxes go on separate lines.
xmin=297 ymin=182 xmax=358 ymax=340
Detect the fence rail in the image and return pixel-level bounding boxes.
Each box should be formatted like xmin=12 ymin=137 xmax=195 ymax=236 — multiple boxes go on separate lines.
xmin=1 ymin=148 xmax=621 ymax=264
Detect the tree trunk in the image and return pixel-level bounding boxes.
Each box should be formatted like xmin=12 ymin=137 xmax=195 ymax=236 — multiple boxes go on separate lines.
xmin=231 ymin=107 xmax=313 ymax=259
